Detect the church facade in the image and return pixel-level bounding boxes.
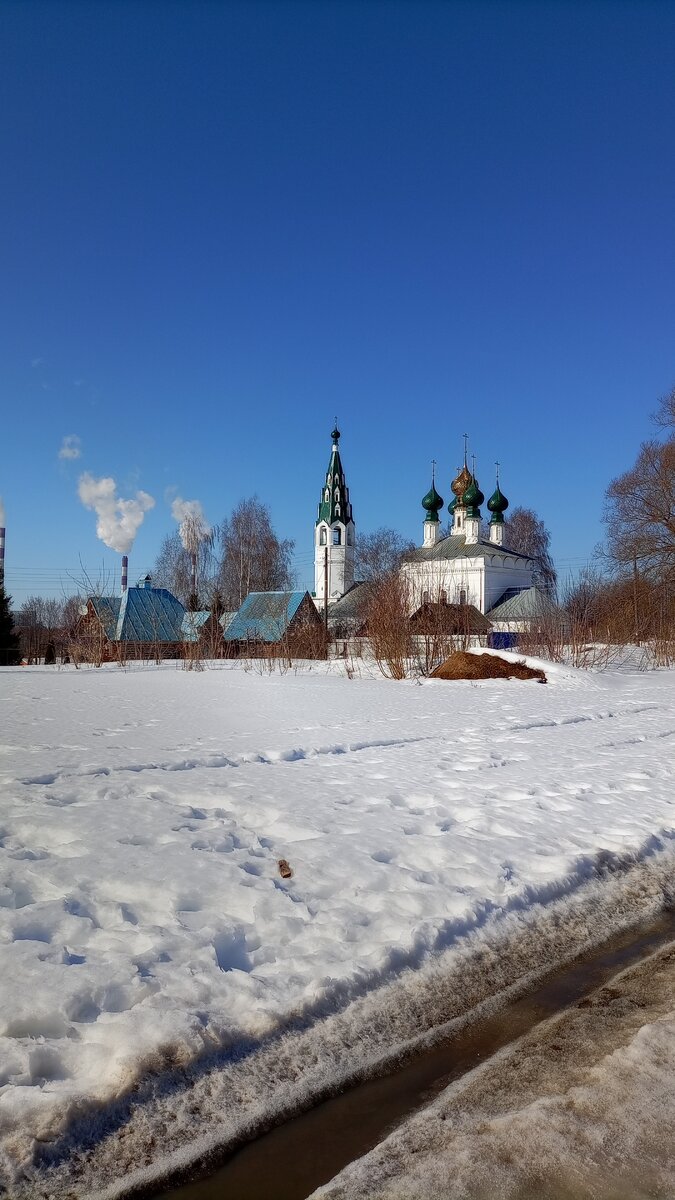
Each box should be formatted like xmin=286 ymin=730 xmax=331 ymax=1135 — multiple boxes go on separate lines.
xmin=313 ymin=428 xmax=534 ymax=618
xmin=401 ymin=461 xmax=534 ymax=613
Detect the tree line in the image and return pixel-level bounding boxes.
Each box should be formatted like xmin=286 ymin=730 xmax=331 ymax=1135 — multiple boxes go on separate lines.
xmin=2 ymin=387 xmax=674 ymax=668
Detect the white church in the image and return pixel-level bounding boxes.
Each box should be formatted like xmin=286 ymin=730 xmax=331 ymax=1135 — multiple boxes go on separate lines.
xmin=312 ymin=426 xmax=537 ymax=626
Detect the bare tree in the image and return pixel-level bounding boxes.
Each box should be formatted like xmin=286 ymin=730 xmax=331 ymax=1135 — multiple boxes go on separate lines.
xmin=354 ymin=527 xmax=416 ymax=582
xmin=366 ymin=571 xmax=414 ymax=680
xmin=16 ymin=596 xmax=64 ymax=663
xmin=604 ymin=438 xmax=675 ymax=584
xmin=153 ymin=528 xmax=218 ymax=608
xmin=217 ymin=497 xmax=294 ymax=610
xmin=654 ymin=383 xmax=675 ymax=430
xmin=504 ymin=507 xmax=557 ymax=593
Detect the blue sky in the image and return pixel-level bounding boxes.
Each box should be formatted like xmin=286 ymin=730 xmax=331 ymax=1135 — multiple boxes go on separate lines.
xmin=1 ymin=0 xmax=673 ymax=602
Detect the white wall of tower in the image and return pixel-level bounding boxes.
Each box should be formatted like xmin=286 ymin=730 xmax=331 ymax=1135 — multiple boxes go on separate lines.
xmin=314 ymin=520 xmax=355 ymax=603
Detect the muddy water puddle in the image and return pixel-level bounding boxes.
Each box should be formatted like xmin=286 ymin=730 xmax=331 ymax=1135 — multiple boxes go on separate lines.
xmin=156 ymin=910 xmax=675 ymax=1200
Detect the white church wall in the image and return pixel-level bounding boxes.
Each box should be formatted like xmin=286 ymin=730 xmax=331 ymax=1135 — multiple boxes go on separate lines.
xmin=483 ymin=557 xmax=534 ymax=612
xmin=401 ymin=560 xmax=484 ymax=612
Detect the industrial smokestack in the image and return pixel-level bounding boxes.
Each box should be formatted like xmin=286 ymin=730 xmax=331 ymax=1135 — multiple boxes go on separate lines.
xmin=0 ymin=496 xmax=5 ymax=588
xmin=121 ymin=555 xmax=128 ymax=594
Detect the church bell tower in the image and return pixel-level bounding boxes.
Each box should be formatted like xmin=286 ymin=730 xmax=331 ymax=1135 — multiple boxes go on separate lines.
xmin=314 ymin=426 xmax=355 ymax=604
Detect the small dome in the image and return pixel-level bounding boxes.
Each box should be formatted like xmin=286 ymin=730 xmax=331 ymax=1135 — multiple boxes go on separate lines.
xmin=487 ymin=483 xmax=509 ymax=517
xmin=331 ymin=425 xmax=341 ymax=443
xmin=448 ymin=495 xmax=458 ymax=516
xmin=422 ymin=481 xmax=444 ymax=522
xmin=462 ymin=476 xmax=485 ymax=511
xmin=451 ymin=464 xmax=472 ymax=498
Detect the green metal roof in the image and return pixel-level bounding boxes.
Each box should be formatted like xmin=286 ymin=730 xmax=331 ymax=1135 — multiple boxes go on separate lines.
xmin=404 ymin=534 xmax=533 ymax=564
xmin=89 ymin=596 xmax=121 ymax=640
xmin=224 ymin=591 xmax=317 ymax=643
xmin=89 ymin=587 xmax=186 ymax=642
xmin=485 ymin=586 xmax=557 ymax=621
xmin=115 ymin=586 xmax=185 ymax=642
xmin=181 ymin=610 xmax=212 ymax=643
xmin=326 ymin=581 xmax=373 ymax=631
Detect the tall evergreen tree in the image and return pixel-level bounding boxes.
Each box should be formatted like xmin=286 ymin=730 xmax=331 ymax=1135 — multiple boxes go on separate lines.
xmin=0 ymin=584 xmax=20 ymax=665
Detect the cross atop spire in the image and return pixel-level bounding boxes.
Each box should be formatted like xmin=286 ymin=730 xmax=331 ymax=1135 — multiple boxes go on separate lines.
xmin=463 ymin=432 xmax=469 ymax=466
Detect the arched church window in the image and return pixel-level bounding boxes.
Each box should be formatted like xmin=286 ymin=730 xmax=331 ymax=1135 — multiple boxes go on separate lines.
xmin=440 ymin=589 xmax=447 ymax=604
xmin=459 ymin=589 xmax=467 ymax=606
xmin=422 ymin=590 xmax=430 ymax=605
xmin=333 ymin=528 xmax=341 ymax=545
xmin=319 ymin=527 xmax=327 ymax=545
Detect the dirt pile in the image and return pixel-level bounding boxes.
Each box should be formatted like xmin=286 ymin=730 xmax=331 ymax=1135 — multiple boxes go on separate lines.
xmin=431 ymin=651 xmax=546 ymax=683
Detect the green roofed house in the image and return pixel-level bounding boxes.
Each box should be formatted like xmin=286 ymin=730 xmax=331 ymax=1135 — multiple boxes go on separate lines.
xmin=223 ymin=591 xmax=324 ymax=656
xmin=485 ymin=586 xmax=559 ymax=633
xmin=78 ymin=576 xmax=187 ymax=661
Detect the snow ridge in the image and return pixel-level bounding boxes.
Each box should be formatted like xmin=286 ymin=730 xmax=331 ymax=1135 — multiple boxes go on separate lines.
xmin=12 ymin=842 xmax=675 ymax=1200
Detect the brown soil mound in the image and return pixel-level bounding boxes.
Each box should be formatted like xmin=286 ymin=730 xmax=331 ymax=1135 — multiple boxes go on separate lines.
xmin=431 ymin=651 xmax=546 ymax=683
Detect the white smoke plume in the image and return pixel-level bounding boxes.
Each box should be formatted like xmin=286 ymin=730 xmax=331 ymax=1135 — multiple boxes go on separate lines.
xmin=78 ymin=473 xmax=155 ymax=554
xmin=0 ymin=496 xmax=5 ymax=526
xmin=58 ymin=434 xmax=82 ymax=461
xmin=171 ymin=496 xmax=211 ymax=554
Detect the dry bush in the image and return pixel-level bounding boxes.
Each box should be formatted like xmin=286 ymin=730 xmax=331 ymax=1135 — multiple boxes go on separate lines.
xmin=431 ymin=651 xmax=546 ymax=683
xmin=366 ymin=571 xmax=414 ymax=680
xmin=562 ymin=570 xmax=675 ymax=665
xmin=410 ymin=600 xmax=475 ymax=676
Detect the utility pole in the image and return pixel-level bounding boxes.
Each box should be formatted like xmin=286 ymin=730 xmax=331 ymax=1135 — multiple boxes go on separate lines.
xmin=324 ymin=545 xmax=329 ymax=636
xmin=633 ymin=553 xmax=640 ymax=644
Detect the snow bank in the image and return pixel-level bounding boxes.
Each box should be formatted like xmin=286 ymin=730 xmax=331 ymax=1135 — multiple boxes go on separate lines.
xmin=1 ymin=662 xmax=675 ymax=1195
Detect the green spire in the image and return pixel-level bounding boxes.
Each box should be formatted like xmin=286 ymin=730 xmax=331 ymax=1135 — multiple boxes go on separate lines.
xmin=316 ymin=426 xmax=353 ymax=527
xmin=422 ymin=460 xmax=444 ymax=523
xmin=487 ymin=463 xmax=509 ymax=524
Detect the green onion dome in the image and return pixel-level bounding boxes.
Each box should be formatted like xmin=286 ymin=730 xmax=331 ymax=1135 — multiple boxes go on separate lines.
xmin=448 ymin=495 xmax=458 ymax=516
xmin=487 ymin=483 xmax=509 ymax=523
xmin=422 ymin=481 xmax=444 ymax=522
xmin=462 ymin=475 xmax=484 ymax=516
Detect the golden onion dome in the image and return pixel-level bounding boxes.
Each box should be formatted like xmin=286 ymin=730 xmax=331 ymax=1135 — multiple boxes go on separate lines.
xmin=451 ymin=464 xmax=472 ymax=498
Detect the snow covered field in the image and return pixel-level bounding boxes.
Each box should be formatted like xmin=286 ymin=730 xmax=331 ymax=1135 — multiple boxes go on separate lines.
xmin=1 ymin=657 xmax=675 ymax=1198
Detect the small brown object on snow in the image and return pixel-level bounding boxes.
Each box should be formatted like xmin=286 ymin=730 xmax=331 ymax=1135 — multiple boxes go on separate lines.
xmin=278 ymin=859 xmax=293 ymax=879
xmin=431 ymin=651 xmax=546 ymax=683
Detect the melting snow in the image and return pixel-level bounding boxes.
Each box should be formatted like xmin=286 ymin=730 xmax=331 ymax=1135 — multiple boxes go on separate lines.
xmin=1 ymin=658 xmax=675 ymax=1196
